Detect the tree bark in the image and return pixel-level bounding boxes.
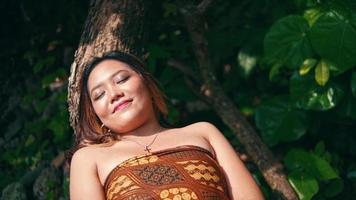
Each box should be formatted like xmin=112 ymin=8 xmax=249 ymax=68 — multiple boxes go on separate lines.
xmin=67 ymin=0 xmax=298 ymax=199
xmin=179 ymin=1 xmax=298 ymax=200
xmin=67 ymin=0 xmax=146 ymax=133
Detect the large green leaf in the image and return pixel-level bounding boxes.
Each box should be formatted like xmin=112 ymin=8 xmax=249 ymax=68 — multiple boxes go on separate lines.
xmin=288 ymin=170 xmax=319 ymax=200
xmin=329 ymin=0 xmax=356 ymax=20
xmin=264 ymin=15 xmax=313 ymax=69
xmin=255 ymin=96 xmax=309 ymax=146
xmin=284 ymin=148 xmax=311 ymax=171
xmin=284 ymin=149 xmax=339 ymax=181
xmin=309 ymin=13 xmax=356 ymax=74
xmin=284 ymin=149 xmax=338 ymax=199
xmin=290 ymin=73 xmax=345 ymax=110
xmin=309 ymin=153 xmax=339 ymax=180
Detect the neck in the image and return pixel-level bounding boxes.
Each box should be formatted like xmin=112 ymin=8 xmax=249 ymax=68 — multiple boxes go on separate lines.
xmin=121 ymin=117 xmax=163 ymax=139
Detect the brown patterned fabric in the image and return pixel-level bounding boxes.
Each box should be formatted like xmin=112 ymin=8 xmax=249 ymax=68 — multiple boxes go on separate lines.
xmin=104 ymin=145 xmax=231 ymax=200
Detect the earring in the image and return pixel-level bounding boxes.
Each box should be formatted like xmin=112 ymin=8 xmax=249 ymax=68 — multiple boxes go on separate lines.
xmin=101 ymin=123 xmax=111 ymax=134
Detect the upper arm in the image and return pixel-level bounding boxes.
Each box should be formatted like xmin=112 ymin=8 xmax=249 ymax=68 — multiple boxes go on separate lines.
xmin=197 ymin=122 xmax=264 ymax=200
xmin=70 ymin=148 xmax=105 ymax=200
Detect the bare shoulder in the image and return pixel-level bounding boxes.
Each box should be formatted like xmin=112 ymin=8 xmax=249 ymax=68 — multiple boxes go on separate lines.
xmin=70 ymin=146 xmax=105 ymax=200
xmin=70 ymin=146 xmax=98 ymax=180
xmin=186 ymin=121 xmax=216 ymax=129
xmin=183 ymin=121 xmax=221 ymax=141
xmin=71 ymin=146 xmax=98 ymax=167
xmin=185 ymin=122 xmax=265 ymax=199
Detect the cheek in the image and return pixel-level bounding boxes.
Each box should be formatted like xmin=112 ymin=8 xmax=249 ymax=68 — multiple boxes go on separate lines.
xmin=91 ymin=100 xmax=108 ymax=118
xmin=136 ymin=82 xmax=152 ymax=104
xmin=129 ymin=77 xmax=150 ymax=99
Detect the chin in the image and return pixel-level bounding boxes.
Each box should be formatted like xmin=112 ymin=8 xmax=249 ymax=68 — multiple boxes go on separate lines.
xmin=109 ymin=114 xmax=143 ymax=132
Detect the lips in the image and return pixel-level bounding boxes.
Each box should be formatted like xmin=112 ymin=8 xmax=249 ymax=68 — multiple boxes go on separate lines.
xmin=112 ymin=99 xmax=133 ymax=113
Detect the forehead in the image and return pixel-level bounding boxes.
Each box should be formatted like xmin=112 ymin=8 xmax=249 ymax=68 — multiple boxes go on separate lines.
xmin=91 ymin=59 xmax=132 ymax=75
xmin=87 ymin=59 xmax=133 ymax=87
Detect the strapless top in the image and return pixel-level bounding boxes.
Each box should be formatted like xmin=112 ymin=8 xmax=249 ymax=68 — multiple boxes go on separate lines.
xmin=103 ymin=145 xmax=231 ymax=200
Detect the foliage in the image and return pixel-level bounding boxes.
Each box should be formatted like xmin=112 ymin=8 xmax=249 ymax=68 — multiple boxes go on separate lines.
xmin=258 ymin=0 xmax=356 ymax=199
xmin=1 ymin=0 xmax=355 ymax=199
xmin=0 ymin=0 xmax=87 ymax=198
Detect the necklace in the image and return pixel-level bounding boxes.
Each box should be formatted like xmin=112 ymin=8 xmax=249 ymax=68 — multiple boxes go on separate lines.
xmin=121 ymin=127 xmax=163 ymax=153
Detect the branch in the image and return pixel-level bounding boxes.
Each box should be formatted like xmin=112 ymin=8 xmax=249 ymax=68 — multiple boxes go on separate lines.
xmin=167 ymin=59 xmax=215 ymax=105
xmin=179 ymin=3 xmax=298 ymax=200
xmin=169 ymin=58 xmax=268 ymax=163
xmin=167 ymin=58 xmax=200 ymax=82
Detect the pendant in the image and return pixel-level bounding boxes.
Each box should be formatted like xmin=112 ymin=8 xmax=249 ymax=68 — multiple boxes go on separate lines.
xmin=144 ymin=146 xmax=151 ymax=153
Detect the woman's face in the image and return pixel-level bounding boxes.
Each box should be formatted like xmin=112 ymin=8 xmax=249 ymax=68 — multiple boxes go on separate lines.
xmin=87 ymin=59 xmax=154 ymax=133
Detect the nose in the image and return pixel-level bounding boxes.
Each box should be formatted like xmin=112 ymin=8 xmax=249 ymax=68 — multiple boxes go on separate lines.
xmin=108 ymin=86 xmax=124 ymax=104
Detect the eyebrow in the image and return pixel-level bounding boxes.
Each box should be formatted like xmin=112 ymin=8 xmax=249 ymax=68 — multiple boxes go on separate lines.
xmin=89 ymin=69 xmax=128 ymax=95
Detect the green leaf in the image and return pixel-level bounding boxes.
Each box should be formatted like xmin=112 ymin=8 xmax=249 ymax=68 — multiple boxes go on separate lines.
xmin=315 ymin=59 xmax=330 ymax=86
xmin=314 ymin=141 xmax=325 ymax=156
xmin=284 ymin=149 xmax=338 ymax=181
xmin=33 ymin=56 xmax=55 ymax=74
xmin=309 ymin=13 xmax=356 ymax=74
xmin=34 ymin=100 xmax=48 ymax=114
xmin=48 ymin=119 xmax=65 ymax=143
xmin=290 ymin=73 xmax=344 ymax=110
xmin=299 ymin=58 xmax=317 ymax=76
xmin=163 ymin=3 xmax=177 ymax=17
xmin=309 ymin=153 xmax=339 ymax=180
xmin=329 ymin=0 xmax=356 ymax=20
xmin=351 ymin=71 xmax=356 ymax=98
xmin=264 ymin=15 xmax=313 ymax=69
xmin=269 ymin=63 xmax=282 ymax=81
xmin=42 ymin=68 xmax=66 ymax=88
xmin=237 ymin=50 xmax=257 ymax=77
xmin=25 ymin=134 xmax=35 ymax=147
xmin=284 ymin=149 xmax=311 ymax=171
xmin=304 ymin=8 xmax=324 ymax=26
xmin=42 ymin=74 xmax=56 ymax=88
xmin=255 ymin=96 xmax=309 ymax=146
xmin=288 ymin=170 xmax=319 ymax=200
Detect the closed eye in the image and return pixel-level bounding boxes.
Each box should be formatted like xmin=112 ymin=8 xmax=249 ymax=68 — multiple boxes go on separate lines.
xmin=116 ymin=76 xmax=130 ymax=84
xmin=93 ymin=91 xmax=105 ymax=101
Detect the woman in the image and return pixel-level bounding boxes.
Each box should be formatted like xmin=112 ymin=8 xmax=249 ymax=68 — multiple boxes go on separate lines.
xmin=69 ymin=51 xmax=264 ymax=200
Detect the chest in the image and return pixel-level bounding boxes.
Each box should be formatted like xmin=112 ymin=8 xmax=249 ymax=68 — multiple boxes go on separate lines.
xmin=95 ymin=132 xmax=212 ymax=185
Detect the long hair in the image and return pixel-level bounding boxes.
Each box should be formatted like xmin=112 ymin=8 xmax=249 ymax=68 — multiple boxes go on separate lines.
xmin=68 ymin=51 xmax=170 ymax=160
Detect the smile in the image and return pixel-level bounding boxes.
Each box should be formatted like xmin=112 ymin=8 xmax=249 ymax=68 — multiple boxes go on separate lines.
xmin=113 ymin=100 xmax=133 ymax=113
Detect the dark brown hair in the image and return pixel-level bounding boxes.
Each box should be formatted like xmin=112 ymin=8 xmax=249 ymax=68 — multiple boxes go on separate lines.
xmin=73 ymin=51 xmax=169 ymax=151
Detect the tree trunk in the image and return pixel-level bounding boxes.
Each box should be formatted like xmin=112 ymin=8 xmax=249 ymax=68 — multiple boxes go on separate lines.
xmin=67 ymin=0 xmax=297 ymax=199
xmin=67 ymin=0 xmax=146 ymax=133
